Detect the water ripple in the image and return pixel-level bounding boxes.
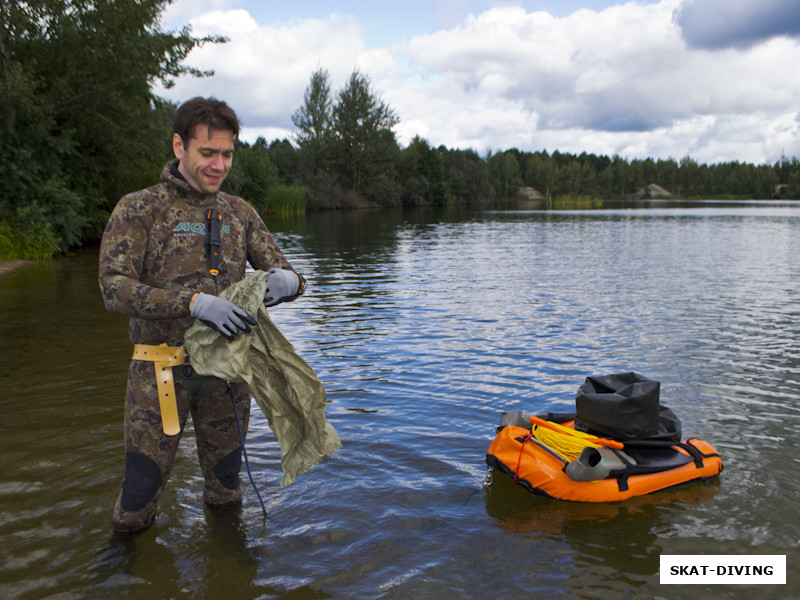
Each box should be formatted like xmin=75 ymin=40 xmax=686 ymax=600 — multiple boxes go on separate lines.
xmin=3 ymin=206 xmax=800 ymax=598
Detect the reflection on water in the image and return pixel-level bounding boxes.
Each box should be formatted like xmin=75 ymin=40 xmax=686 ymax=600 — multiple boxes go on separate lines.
xmin=1 ymin=202 xmax=799 ymax=598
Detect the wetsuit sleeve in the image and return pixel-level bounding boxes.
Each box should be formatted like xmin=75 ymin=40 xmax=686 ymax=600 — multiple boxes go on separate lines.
xmin=98 ymin=194 xmax=194 ymax=319
xmin=244 ymin=204 xmax=294 ymax=273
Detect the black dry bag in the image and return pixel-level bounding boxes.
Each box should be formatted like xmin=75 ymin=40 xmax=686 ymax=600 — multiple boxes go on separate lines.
xmin=575 ymin=372 xmax=671 ymax=441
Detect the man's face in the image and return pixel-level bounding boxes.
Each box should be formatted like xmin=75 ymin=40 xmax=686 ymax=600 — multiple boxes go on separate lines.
xmin=173 ymin=124 xmax=234 ymax=194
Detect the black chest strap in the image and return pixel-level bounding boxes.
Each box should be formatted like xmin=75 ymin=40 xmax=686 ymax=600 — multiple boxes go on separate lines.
xmin=204 ymin=208 xmax=222 ymax=276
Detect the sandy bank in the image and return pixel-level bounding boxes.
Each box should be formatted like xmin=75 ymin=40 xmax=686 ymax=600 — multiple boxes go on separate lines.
xmin=0 ymin=260 xmax=35 ymax=278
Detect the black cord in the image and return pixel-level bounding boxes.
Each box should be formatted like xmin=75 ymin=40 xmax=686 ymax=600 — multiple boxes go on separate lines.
xmin=226 ymin=382 xmax=269 ymax=521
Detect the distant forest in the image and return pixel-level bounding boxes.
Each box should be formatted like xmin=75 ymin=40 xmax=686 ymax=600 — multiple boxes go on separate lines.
xmin=2 ymin=0 xmax=799 ymax=259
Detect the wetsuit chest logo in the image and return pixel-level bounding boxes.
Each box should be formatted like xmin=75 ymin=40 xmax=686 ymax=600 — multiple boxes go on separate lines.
xmin=173 ymin=222 xmax=231 ymax=237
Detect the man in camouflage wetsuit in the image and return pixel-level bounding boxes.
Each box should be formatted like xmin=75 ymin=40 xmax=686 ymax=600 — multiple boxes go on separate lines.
xmin=99 ymin=97 xmax=304 ymax=532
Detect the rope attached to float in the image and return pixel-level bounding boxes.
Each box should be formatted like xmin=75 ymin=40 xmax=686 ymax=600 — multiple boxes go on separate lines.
xmin=514 ymin=433 xmax=534 ymax=482
xmin=528 ymin=415 xmax=623 ymax=460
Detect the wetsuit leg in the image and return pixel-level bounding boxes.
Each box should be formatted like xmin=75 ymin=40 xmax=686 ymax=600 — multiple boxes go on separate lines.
xmin=192 ymin=381 xmax=251 ymax=506
xmin=112 ymin=360 xmax=188 ymax=532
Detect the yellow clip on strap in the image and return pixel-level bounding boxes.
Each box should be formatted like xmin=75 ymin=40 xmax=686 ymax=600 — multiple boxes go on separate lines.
xmin=132 ymin=343 xmax=187 ymax=436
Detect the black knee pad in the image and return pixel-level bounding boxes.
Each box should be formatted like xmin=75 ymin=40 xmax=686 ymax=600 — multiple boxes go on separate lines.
xmin=120 ymin=452 xmax=163 ymax=512
xmin=212 ymin=447 xmax=242 ymax=490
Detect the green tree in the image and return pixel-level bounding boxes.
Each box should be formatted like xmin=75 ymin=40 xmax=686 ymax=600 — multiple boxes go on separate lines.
xmin=268 ymin=138 xmax=301 ymax=185
xmin=525 ymin=152 xmax=556 ymax=197
xmin=723 ymin=165 xmax=742 ymax=196
xmin=440 ymin=147 xmax=494 ymax=205
xmin=608 ymin=155 xmax=635 ymax=196
xmin=488 ymin=151 xmax=522 ymax=200
xmin=400 ymin=136 xmax=447 ymax=205
xmin=678 ymin=156 xmax=701 ymax=196
xmin=329 ymin=70 xmax=401 ymax=204
xmin=0 ymin=0 xmax=222 ymax=252
xmin=291 ymin=67 xmax=332 ymax=176
xmin=752 ymin=164 xmax=777 ymax=198
xmin=656 ymin=158 xmax=679 ymax=192
xmin=222 ymin=138 xmax=278 ymax=214
xmin=785 ymin=164 xmax=800 ymax=199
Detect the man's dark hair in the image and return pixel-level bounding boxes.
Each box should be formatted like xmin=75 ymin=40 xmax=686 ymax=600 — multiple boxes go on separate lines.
xmin=174 ymin=97 xmax=240 ymax=143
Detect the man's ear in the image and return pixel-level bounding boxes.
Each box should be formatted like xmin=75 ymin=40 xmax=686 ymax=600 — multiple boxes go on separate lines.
xmin=172 ymin=133 xmax=185 ymax=159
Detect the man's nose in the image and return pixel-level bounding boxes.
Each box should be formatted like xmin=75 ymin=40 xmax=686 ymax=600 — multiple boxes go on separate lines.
xmin=210 ymin=154 xmax=225 ymax=171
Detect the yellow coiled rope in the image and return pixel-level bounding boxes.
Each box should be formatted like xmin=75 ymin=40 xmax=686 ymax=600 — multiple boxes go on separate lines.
xmin=529 ymin=415 xmax=623 ymax=461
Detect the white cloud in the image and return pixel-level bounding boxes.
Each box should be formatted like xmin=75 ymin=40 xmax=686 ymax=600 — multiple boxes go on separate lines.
xmin=675 ymin=0 xmax=800 ymax=50
xmin=157 ymin=0 xmax=800 ymax=164
xmin=157 ymin=9 xmax=371 ymax=134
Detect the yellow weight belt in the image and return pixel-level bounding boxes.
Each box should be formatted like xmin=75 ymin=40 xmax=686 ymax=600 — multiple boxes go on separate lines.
xmin=132 ymin=343 xmax=187 ymax=436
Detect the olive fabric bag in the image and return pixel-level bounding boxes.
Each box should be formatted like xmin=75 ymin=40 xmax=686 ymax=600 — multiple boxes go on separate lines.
xmin=185 ymin=270 xmax=342 ymax=486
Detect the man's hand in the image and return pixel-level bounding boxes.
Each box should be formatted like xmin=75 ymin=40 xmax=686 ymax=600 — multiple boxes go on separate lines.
xmin=190 ymin=292 xmax=256 ymax=340
xmin=264 ymin=268 xmax=305 ymax=307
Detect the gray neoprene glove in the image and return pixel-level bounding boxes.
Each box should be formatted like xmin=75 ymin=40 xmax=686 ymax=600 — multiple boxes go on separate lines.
xmin=264 ymin=268 xmax=305 ymax=307
xmin=191 ymin=292 xmax=256 ymax=340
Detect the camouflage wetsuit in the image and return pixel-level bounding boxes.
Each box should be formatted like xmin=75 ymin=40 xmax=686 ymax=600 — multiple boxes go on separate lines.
xmin=99 ymin=160 xmax=293 ymax=532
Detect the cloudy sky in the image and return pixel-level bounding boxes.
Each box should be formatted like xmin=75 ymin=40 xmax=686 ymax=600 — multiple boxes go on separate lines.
xmin=157 ymin=0 xmax=800 ymax=165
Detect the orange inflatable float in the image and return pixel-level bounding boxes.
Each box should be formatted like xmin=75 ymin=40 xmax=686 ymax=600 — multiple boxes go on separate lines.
xmin=486 ymin=414 xmax=723 ymax=503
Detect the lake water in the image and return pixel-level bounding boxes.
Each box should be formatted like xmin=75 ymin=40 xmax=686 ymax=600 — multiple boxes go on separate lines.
xmin=1 ymin=201 xmax=798 ymax=599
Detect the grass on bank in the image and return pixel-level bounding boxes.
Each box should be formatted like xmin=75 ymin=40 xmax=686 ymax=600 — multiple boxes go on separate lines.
xmin=264 ymin=185 xmax=308 ymax=215
xmin=0 ymin=219 xmax=61 ymax=260
xmin=544 ymin=195 xmax=603 ymax=210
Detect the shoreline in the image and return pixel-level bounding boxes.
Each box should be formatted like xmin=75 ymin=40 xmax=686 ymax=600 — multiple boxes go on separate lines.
xmin=0 ymin=259 xmax=35 ymax=278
